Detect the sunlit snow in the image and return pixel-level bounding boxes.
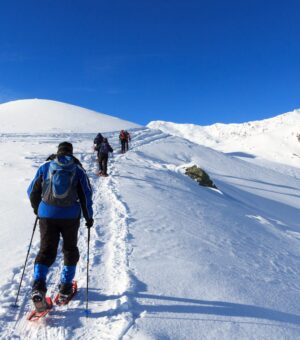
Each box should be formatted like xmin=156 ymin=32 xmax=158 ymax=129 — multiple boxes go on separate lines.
xmin=0 ymin=100 xmax=300 ymax=339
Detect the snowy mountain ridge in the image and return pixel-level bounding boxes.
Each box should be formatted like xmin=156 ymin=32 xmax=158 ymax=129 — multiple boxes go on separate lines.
xmin=148 ymin=109 xmax=300 ymax=169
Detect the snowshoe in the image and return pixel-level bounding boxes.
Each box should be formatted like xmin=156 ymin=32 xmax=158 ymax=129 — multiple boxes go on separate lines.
xmin=31 ymin=290 xmax=52 ymax=312
xmin=96 ymin=171 xmax=104 ymax=176
xmin=28 ymin=291 xmax=53 ymax=321
xmin=54 ymin=281 xmax=78 ymax=306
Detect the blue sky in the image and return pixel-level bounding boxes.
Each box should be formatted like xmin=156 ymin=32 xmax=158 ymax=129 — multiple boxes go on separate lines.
xmin=0 ymin=0 xmax=300 ymax=125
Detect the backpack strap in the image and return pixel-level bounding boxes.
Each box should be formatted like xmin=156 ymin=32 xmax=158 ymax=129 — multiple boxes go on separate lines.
xmin=46 ymin=154 xmax=56 ymax=161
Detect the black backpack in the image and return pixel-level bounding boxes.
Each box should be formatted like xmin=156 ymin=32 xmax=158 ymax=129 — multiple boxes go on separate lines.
xmin=94 ymin=133 xmax=104 ymax=146
xmin=99 ymin=142 xmax=110 ymax=155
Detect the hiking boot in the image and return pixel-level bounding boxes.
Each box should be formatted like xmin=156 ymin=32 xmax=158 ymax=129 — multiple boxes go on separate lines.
xmin=31 ymin=291 xmax=51 ymax=312
xmin=32 ymin=279 xmax=47 ymax=293
xmin=31 ymin=280 xmax=48 ymax=312
xmin=31 ymin=290 xmax=45 ymax=303
xmin=59 ymin=282 xmax=73 ymax=296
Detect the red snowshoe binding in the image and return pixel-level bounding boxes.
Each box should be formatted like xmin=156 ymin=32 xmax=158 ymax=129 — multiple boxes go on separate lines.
xmin=54 ymin=281 xmax=78 ymax=306
xmin=28 ymin=290 xmax=53 ymax=321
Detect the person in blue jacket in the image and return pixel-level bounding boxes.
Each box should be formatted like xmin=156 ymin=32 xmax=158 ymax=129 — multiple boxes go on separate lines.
xmin=27 ymin=142 xmax=93 ymax=304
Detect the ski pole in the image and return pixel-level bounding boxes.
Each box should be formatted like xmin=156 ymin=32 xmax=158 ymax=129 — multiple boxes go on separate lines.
xmin=86 ymin=227 xmax=91 ymax=316
xmin=14 ymin=216 xmax=39 ymax=307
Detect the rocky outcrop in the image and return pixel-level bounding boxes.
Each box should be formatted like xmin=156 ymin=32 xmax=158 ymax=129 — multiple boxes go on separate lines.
xmin=185 ymin=165 xmax=217 ymax=189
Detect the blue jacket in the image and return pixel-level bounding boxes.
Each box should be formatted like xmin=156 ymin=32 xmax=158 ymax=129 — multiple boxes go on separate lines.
xmin=27 ymin=155 xmax=93 ymax=220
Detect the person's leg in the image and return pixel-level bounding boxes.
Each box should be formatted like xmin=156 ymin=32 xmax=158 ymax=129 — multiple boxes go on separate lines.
xmin=101 ymin=158 xmax=106 ymax=175
xmin=33 ymin=218 xmax=60 ymax=291
xmin=99 ymin=154 xmax=105 ymax=174
xmin=121 ymin=140 xmax=125 ymax=153
xmin=103 ymin=155 xmax=108 ymax=175
xmin=98 ymin=156 xmax=103 ymax=173
xmin=60 ymin=219 xmax=80 ymax=287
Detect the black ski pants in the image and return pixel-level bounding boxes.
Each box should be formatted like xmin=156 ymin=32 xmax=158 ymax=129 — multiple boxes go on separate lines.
xmin=98 ymin=153 xmax=108 ymax=175
xmin=35 ymin=218 xmax=80 ymax=267
xmin=120 ymin=140 xmax=126 ymax=153
xmin=125 ymin=140 xmax=129 ymax=152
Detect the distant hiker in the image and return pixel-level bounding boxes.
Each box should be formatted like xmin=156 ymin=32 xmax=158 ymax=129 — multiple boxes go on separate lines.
xmin=119 ymin=130 xmax=131 ymax=153
xmin=93 ymin=132 xmax=104 ymax=151
xmin=27 ymin=141 xmax=93 ymax=309
xmin=97 ymin=137 xmax=113 ymax=176
xmin=125 ymin=131 xmax=131 ymax=152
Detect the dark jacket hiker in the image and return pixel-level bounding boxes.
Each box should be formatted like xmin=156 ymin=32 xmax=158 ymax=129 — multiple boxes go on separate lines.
xmin=97 ymin=138 xmax=113 ymax=176
xmin=27 ymin=141 xmax=93 ymax=300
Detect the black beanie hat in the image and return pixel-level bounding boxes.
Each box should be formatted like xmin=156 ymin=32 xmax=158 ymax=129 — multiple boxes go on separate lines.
xmin=57 ymin=141 xmax=73 ymax=155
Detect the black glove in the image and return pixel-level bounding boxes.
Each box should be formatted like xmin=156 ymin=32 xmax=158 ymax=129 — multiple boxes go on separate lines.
xmin=85 ymin=218 xmax=94 ymax=228
xmin=33 ymin=207 xmax=38 ymax=215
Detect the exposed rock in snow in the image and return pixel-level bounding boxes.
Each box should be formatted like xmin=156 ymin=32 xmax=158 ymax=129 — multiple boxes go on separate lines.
xmin=185 ymin=165 xmax=217 ymax=188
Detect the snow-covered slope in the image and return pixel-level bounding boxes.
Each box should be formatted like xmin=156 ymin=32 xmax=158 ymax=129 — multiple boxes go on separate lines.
xmin=148 ymin=110 xmax=300 ymax=169
xmin=0 ymin=102 xmax=300 ymax=339
xmin=0 ymin=99 xmax=140 ymax=133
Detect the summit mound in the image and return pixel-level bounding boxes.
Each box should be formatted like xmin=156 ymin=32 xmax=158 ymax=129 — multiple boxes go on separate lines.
xmin=0 ymin=99 xmax=140 ymax=133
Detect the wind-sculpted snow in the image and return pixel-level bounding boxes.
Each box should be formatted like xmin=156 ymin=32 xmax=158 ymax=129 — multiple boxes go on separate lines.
xmin=148 ymin=109 xmax=300 ymax=170
xmin=0 ymin=127 xmax=300 ymax=339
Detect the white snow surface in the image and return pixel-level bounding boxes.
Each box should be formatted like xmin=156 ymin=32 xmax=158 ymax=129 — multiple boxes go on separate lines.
xmin=0 ymin=102 xmax=300 ymax=339
xmin=0 ymin=99 xmax=140 ymax=133
xmin=148 ymin=109 xmax=300 ymax=169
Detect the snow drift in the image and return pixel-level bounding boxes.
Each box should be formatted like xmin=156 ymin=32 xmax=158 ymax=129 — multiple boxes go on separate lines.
xmin=148 ymin=109 xmax=300 ymax=169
